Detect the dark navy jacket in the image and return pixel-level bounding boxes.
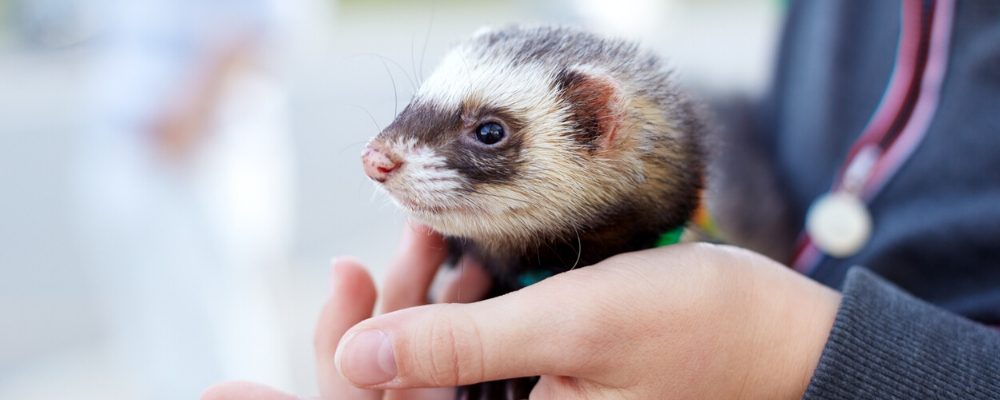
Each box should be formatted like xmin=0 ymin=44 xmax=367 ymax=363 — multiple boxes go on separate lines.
xmin=743 ymin=1 xmax=1000 ymax=397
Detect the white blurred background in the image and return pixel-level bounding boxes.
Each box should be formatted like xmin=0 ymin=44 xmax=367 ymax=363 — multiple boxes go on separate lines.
xmin=0 ymin=0 xmax=780 ymax=398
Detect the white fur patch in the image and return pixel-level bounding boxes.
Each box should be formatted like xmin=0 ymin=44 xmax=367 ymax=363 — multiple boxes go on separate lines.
xmin=379 ymin=139 xmax=463 ymax=212
xmin=418 ymin=48 xmax=559 ymax=115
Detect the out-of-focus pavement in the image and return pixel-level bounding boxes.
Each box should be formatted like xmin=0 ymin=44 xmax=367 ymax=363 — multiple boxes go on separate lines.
xmin=0 ymin=1 xmax=779 ymax=398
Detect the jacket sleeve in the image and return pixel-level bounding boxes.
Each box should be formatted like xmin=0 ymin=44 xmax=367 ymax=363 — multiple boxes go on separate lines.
xmin=803 ymin=267 xmax=1000 ymax=399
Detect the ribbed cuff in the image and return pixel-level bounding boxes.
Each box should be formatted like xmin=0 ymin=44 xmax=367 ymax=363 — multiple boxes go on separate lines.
xmin=803 ymin=268 xmax=1000 ymax=399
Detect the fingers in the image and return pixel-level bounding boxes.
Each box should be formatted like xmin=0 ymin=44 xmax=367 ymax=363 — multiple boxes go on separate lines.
xmin=380 ymin=222 xmax=449 ymax=313
xmin=434 ymin=255 xmax=492 ymax=304
xmin=314 ymin=259 xmax=382 ymax=400
xmin=201 ymin=381 xmax=302 ymax=400
xmin=336 ymin=275 xmax=598 ymax=389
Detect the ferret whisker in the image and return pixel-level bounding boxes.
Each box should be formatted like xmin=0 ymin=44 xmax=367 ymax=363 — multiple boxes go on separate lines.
xmin=357 ymin=176 xmax=373 ymax=199
xmin=379 ymin=59 xmax=399 ymax=117
xmin=541 ymin=240 xmax=566 ymax=266
xmin=410 ymin=32 xmax=418 ymax=89
xmin=419 ymin=8 xmax=435 ymax=84
xmin=369 ymin=186 xmax=384 ymax=203
xmin=350 ymin=104 xmax=383 ymax=132
xmin=569 ymin=227 xmax=582 ymax=271
xmin=350 ymin=52 xmax=417 ymax=91
xmin=338 ymin=139 xmax=370 ymax=155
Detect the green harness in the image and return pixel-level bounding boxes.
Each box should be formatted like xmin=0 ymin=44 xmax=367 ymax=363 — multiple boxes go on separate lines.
xmin=515 ymin=225 xmax=686 ymax=287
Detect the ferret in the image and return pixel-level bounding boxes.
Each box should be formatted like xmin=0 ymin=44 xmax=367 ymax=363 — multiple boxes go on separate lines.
xmin=362 ymin=25 xmax=707 ymax=400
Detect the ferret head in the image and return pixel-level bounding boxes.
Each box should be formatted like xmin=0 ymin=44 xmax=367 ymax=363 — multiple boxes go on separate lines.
xmin=363 ymin=26 xmax=703 ymax=251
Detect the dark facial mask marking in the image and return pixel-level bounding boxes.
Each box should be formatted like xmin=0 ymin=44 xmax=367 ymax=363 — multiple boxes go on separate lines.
xmin=378 ymin=100 xmax=526 ymax=186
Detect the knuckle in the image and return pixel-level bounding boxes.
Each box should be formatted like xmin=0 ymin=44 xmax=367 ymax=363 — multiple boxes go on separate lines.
xmin=414 ymin=305 xmax=485 ymax=386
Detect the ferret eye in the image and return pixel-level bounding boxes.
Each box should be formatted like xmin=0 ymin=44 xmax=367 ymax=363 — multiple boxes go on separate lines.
xmin=475 ymin=122 xmax=505 ymax=145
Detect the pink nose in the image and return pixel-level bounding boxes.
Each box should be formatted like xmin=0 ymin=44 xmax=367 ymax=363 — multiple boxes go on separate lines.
xmin=362 ymin=145 xmax=402 ymax=183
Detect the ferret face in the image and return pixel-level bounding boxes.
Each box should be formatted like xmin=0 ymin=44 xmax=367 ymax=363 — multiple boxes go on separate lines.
xmin=362 ymin=27 xmax=689 ymax=245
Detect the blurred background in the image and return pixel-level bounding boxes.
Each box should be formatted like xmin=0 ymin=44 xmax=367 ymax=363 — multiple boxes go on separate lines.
xmin=0 ymin=0 xmax=780 ymax=398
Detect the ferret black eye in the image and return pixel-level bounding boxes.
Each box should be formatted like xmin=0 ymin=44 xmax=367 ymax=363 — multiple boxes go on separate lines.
xmin=475 ymin=122 xmax=505 ymax=145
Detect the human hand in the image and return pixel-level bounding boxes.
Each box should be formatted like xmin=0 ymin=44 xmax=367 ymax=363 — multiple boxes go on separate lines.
xmin=333 ymin=243 xmax=841 ymax=399
xmin=201 ymin=223 xmax=492 ymax=400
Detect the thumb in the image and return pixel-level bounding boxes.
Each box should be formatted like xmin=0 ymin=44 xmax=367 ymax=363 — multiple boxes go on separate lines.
xmin=335 ymin=274 xmax=601 ymax=389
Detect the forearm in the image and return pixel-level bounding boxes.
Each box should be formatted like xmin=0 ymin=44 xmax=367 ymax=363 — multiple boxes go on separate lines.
xmin=804 ymin=268 xmax=1000 ymax=399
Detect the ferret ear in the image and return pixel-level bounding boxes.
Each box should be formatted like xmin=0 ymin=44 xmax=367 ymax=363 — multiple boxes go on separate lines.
xmin=556 ymin=67 xmax=624 ymax=150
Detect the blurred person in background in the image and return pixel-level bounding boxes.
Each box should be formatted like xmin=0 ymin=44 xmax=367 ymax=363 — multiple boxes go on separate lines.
xmin=74 ymin=0 xmax=298 ymax=398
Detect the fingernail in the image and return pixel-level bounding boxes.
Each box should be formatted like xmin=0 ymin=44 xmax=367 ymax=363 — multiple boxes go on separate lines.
xmin=337 ymin=330 xmax=397 ymax=386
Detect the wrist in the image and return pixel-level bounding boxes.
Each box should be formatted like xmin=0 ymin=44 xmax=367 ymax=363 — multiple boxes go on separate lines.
xmin=741 ymin=261 xmax=842 ymax=399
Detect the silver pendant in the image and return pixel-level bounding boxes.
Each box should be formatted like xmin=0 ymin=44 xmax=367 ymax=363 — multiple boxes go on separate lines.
xmin=806 ymin=191 xmax=873 ymax=258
